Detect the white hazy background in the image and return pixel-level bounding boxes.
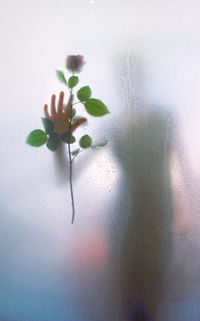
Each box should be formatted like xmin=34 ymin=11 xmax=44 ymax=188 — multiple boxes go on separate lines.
xmin=1 ymin=0 xmax=200 ymax=320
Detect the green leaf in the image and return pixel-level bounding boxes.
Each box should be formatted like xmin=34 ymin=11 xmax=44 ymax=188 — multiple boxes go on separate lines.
xmin=84 ymin=98 xmax=109 ymax=116
xmin=77 ymin=86 xmax=92 ymax=102
xmin=68 ymin=76 xmax=79 ymax=88
xmin=61 ymin=132 xmax=76 ymax=144
xmin=72 ymin=116 xmax=83 ymax=123
xmin=46 ymin=133 xmax=60 ymax=151
xmin=79 ymin=134 xmax=92 ymax=148
xmin=56 ymin=70 xmax=67 ymax=85
xmin=71 ymin=148 xmax=80 ymax=156
xmin=42 ymin=117 xmax=54 ymax=134
xmin=71 ymin=108 xmax=76 ymax=118
xmin=92 ymin=139 xmax=108 ymax=148
xmin=26 ymin=129 xmax=47 ymax=147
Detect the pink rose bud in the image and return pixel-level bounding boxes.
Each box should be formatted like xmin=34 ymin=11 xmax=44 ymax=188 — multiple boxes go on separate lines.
xmin=66 ymin=55 xmax=85 ymax=73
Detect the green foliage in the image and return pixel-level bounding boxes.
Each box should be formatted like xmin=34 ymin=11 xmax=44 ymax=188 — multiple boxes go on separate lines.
xmin=61 ymin=132 xmax=76 ymax=144
xmin=71 ymin=148 xmax=80 ymax=156
xmin=46 ymin=133 xmax=60 ymax=151
xmin=68 ymin=76 xmax=79 ymax=88
xmin=71 ymin=108 xmax=76 ymax=118
xmin=79 ymin=134 xmax=92 ymax=148
xmin=84 ymin=98 xmax=109 ymax=116
xmin=26 ymin=129 xmax=47 ymax=147
xmin=77 ymin=86 xmax=92 ymax=102
xmin=92 ymin=139 xmax=108 ymax=148
xmin=28 ymin=55 xmax=110 ymax=224
xmin=56 ymin=70 xmax=67 ymax=85
xmin=42 ymin=118 xmax=54 ymax=135
xmin=72 ymin=116 xmax=83 ymax=123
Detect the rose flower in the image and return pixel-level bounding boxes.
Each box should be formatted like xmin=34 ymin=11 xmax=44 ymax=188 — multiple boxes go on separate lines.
xmin=66 ymin=55 xmax=85 ymax=73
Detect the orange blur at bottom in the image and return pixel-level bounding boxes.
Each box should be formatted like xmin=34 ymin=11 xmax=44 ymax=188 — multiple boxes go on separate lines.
xmin=69 ymin=234 xmax=108 ymax=269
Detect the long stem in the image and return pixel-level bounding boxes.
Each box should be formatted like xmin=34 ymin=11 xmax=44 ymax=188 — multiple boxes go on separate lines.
xmin=68 ymin=140 xmax=75 ymax=224
xmin=68 ymin=86 xmax=75 ymax=224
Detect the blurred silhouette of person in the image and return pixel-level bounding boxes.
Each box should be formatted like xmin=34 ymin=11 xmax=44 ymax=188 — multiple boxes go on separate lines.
xmin=111 ymin=52 xmax=176 ymax=321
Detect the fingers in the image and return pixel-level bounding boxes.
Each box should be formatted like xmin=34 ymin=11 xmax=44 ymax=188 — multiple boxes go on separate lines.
xmin=51 ymin=94 xmax=56 ymax=117
xmin=64 ymin=94 xmax=74 ymax=115
xmin=57 ymin=91 xmax=64 ymax=114
xmin=46 ymin=92 xmax=73 ymax=120
xmin=71 ymin=117 xmax=87 ymax=132
xmin=44 ymin=104 xmax=50 ymax=119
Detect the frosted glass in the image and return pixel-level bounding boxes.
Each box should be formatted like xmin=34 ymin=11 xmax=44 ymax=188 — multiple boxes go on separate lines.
xmin=1 ymin=0 xmax=200 ymax=320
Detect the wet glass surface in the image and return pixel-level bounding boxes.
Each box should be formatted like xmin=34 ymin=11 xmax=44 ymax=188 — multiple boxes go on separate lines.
xmin=1 ymin=0 xmax=200 ymax=320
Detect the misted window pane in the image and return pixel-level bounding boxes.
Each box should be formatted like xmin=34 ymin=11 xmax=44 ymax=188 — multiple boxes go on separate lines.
xmin=1 ymin=1 xmax=200 ymax=320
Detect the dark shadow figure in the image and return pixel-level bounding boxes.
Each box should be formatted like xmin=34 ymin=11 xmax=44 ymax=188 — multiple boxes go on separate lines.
xmin=111 ymin=53 xmax=176 ymax=321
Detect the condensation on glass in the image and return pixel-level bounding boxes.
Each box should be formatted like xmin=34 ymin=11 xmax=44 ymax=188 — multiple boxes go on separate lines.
xmin=1 ymin=0 xmax=200 ymax=320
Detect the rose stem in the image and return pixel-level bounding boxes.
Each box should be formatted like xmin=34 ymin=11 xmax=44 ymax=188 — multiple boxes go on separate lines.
xmin=68 ymin=86 xmax=75 ymax=224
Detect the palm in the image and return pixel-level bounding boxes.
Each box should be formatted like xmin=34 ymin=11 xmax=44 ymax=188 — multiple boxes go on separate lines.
xmin=44 ymin=91 xmax=87 ymax=135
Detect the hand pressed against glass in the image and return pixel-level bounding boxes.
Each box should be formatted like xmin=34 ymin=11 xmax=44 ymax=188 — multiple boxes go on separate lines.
xmin=44 ymin=91 xmax=87 ymax=135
